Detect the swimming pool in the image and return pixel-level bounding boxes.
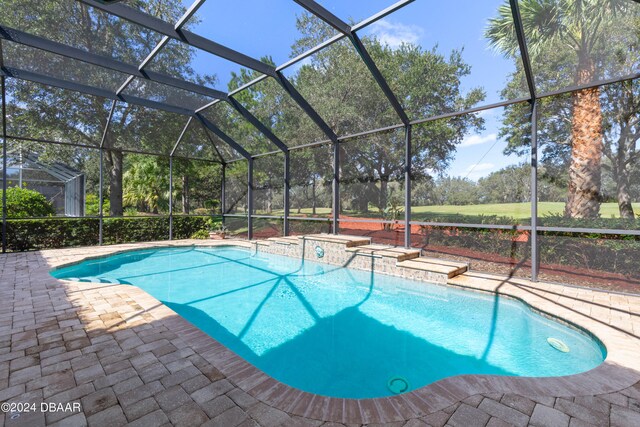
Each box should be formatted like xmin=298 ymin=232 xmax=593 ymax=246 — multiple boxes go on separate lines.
xmin=51 ymin=246 xmax=605 ymax=398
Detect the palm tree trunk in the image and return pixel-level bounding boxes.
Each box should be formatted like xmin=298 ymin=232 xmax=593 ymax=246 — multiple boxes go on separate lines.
xmin=564 ymin=57 xmax=603 ymax=218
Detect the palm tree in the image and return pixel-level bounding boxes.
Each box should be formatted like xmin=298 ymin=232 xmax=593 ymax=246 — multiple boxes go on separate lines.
xmin=123 ymin=155 xmax=169 ymax=214
xmin=486 ymin=0 xmax=629 ymax=218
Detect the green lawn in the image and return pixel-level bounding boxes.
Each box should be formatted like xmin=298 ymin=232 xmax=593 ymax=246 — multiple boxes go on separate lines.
xmin=411 ymin=202 xmax=638 ymax=220
xmin=258 ymin=202 xmax=638 ymax=220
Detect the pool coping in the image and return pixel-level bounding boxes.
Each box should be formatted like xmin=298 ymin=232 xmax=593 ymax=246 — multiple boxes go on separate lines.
xmin=45 ymin=239 xmax=640 ymax=424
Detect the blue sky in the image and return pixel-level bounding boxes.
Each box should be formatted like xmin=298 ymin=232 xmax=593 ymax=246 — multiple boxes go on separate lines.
xmin=170 ymin=1 xmax=531 ymax=179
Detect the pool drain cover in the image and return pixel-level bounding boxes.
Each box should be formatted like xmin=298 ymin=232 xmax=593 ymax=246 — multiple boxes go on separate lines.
xmin=387 ymin=376 xmax=410 ymax=394
xmin=547 ymin=337 xmax=570 ymax=353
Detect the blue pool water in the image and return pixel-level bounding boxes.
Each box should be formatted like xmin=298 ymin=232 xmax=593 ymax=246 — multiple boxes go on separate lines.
xmin=51 ymin=246 xmax=605 ymax=398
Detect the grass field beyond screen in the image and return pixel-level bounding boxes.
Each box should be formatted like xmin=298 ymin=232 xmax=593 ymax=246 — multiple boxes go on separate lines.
xmin=273 ymin=202 xmax=639 ymax=220
xmin=410 ymin=202 xmax=638 ymax=220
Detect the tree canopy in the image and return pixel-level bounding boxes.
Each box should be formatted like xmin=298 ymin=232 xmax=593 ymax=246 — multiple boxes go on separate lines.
xmin=4 ymin=0 xmax=636 ymax=225
xmin=487 ymin=0 xmax=640 ymax=219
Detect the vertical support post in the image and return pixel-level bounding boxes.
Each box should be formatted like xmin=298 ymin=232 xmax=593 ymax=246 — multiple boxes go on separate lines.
xmin=18 ymin=146 xmax=22 ymax=188
xmin=404 ymin=125 xmax=412 ymax=248
xmin=530 ymin=101 xmax=539 ymax=282
xmin=221 ymin=163 xmax=226 ymax=225
xmin=81 ymin=175 xmax=86 ymax=217
xmin=284 ymin=150 xmax=290 ymax=236
xmin=98 ymin=101 xmax=116 ymax=246
xmin=332 ymin=142 xmax=339 ymax=235
xmin=247 ymin=158 xmax=253 ymax=240
xmin=1 ymin=76 xmax=7 ymax=253
xmin=98 ymin=149 xmax=103 ymax=245
xmin=169 ymin=156 xmax=173 ymax=241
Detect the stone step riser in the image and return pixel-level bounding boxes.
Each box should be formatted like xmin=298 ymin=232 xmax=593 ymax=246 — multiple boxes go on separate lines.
xmin=252 ymin=234 xmax=468 ymax=282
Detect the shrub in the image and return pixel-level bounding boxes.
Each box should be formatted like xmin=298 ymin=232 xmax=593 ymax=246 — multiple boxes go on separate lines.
xmin=84 ymin=194 xmax=110 ymax=216
xmin=193 ymin=208 xmax=212 ymax=215
xmin=123 ymin=207 xmax=139 ymax=216
xmin=2 ymin=215 xmax=221 ymax=251
xmin=5 ymin=218 xmax=99 ymax=251
xmin=190 ymin=229 xmax=210 ymax=239
xmin=5 ymin=187 xmax=55 ymax=218
xmin=173 ymin=216 xmax=219 ymax=239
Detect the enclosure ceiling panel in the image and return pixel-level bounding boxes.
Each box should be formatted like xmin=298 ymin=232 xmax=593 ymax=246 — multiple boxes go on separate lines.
xmin=144 ymin=38 xmax=260 ymax=93
xmin=184 ymin=0 xmax=338 ymax=66
xmin=0 ymin=0 xmax=165 ymax=65
xmin=120 ymin=0 xmax=195 ymax=21
xmin=106 ymin=101 xmax=189 ymax=154
xmin=121 ymin=76 xmax=214 ymax=110
xmin=315 ymin=0 xmax=400 ymax=24
xmin=3 ymin=78 xmax=110 ymax=148
xmin=358 ymin=0 xmax=530 ymax=121
xmin=78 ymin=0 xmax=276 ymax=76
xmin=2 ymin=41 xmax=130 ymax=93
xmin=0 ymin=0 xmax=638 ymax=164
xmin=517 ymin=0 xmax=640 ymax=95
xmin=232 ymin=77 xmax=327 ymax=148
xmin=174 ymin=117 xmax=239 ymax=162
xmin=280 ymin=37 xmax=400 ymax=137
xmin=199 ymin=102 xmax=278 ymax=155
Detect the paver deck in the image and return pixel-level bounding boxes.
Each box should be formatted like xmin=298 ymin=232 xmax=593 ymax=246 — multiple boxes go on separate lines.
xmin=1 ymin=239 xmax=639 ymax=426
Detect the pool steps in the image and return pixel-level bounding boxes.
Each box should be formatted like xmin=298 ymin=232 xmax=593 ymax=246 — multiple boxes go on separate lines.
xmin=253 ymin=234 xmax=468 ymax=280
xmin=346 ymin=244 xmax=420 ymax=262
xmin=396 ymin=258 xmax=468 ymax=279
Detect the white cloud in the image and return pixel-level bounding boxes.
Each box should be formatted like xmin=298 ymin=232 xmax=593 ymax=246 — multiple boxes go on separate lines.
xmin=466 ymin=163 xmax=495 ymax=172
xmin=478 ymin=109 xmax=495 ymax=118
xmin=368 ymin=20 xmax=424 ymax=49
xmin=460 ymin=133 xmax=496 ymax=148
xmin=464 ymin=162 xmax=496 ymax=180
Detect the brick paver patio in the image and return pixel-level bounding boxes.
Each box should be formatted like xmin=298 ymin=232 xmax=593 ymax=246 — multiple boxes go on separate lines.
xmin=1 ymin=240 xmax=639 ymax=426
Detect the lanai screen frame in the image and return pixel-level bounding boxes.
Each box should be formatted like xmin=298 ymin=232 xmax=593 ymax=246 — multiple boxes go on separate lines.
xmin=0 ymin=0 xmax=639 ymax=283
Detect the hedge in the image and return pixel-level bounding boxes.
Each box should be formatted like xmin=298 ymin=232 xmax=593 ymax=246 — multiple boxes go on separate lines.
xmin=3 ymin=214 xmax=638 ymax=279
xmin=3 ymin=216 xmax=220 ymax=252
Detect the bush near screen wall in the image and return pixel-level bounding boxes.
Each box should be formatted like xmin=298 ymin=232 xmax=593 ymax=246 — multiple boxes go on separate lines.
xmin=6 ymin=187 xmax=56 ymax=218
xmin=3 ymin=216 xmax=219 ymax=251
